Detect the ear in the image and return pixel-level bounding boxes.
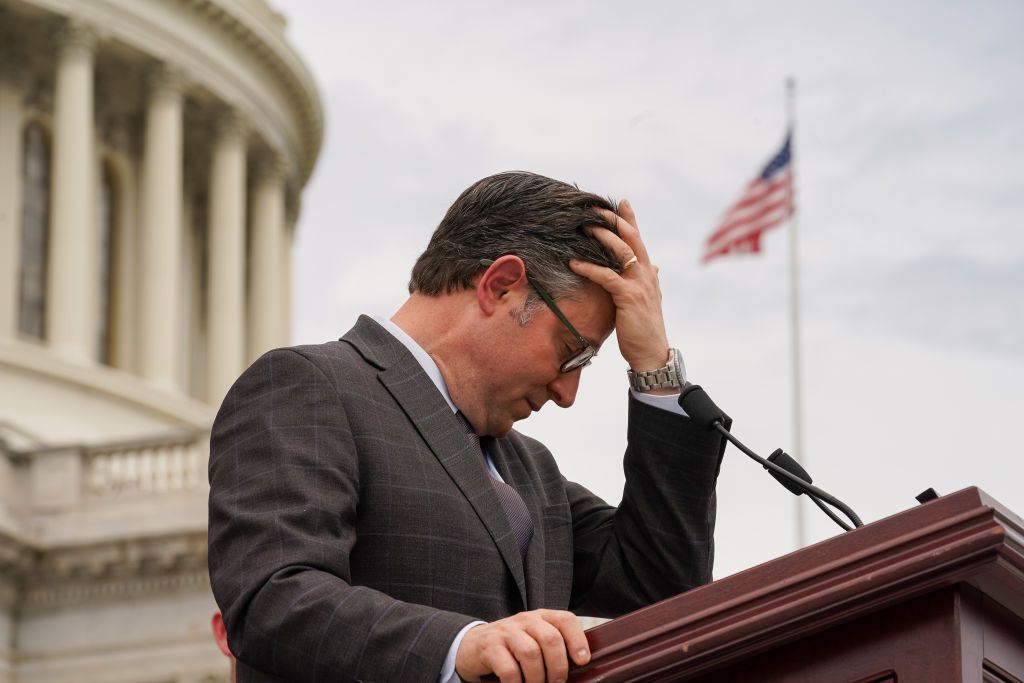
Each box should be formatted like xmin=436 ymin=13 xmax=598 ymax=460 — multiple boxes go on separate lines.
xmin=476 ymin=256 xmax=529 ymax=315
xmin=211 ymin=611 xmax=233 ymax=658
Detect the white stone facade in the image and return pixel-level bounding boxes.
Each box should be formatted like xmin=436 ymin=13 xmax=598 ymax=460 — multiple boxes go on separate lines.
xmin=0 ymin=0 xmax=322 ymax=680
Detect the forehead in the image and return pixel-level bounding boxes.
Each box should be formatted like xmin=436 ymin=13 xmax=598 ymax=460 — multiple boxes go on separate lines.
xmin=554 ymin=282 xmax=616 ymax=346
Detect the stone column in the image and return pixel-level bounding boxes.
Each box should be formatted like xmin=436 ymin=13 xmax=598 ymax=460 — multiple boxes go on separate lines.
xmin=46 ymin=21 xmax=97 ymax=361
xmin=0 ymin=70 xmax=24 ymax=339
xmin=206 ymin=111 xmax=247 ymax=403
xmin=138 ymin=66 xmax=185 ymax=390
xmin=247 ymin=156 xmax=287 ymax=362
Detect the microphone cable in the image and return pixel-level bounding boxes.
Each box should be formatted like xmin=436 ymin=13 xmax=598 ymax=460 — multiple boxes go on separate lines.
xmin=680 ymin=384 xmax=863 ymax=532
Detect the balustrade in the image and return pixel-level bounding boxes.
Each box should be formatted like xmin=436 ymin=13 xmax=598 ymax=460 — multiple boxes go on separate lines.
xmin=83 ymin=433 xmax=207 ymax=499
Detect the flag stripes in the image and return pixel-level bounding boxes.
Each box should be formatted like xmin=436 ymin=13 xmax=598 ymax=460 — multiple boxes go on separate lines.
xmin=703 ymin=133 xmax=794 ymax=262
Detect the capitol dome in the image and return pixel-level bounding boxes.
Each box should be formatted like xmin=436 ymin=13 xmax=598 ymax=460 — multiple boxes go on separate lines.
xmin=0 ymin=0 xmax=323 ymax=680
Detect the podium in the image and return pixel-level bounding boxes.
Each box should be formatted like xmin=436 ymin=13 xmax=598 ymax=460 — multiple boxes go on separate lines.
xmin=572 ymin=487 xmax=1024 ymax=682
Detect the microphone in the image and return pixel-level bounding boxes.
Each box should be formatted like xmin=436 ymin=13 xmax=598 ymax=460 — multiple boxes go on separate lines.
xmin=679 ymin=384 xmax=863 ymax=532
xmin=766 ymin=448 xmax=812 ymax=495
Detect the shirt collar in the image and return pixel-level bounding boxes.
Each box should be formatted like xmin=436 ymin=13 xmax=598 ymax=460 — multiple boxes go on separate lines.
xmin=372 ymin=315 xmax=458 ymax=414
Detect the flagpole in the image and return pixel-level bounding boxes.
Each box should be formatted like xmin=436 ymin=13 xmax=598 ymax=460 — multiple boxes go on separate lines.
xmin=785 ymin=77 xmax=807 ymax=548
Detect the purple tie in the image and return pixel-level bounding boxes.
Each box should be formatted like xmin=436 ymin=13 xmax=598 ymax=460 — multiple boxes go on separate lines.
xmin=458 ymin=413 xmax=534 ymax=559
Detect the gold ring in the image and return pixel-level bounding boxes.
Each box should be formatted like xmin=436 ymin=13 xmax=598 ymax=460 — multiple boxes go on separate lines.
xmin=622 ymin=256 xmax=639 ymax=271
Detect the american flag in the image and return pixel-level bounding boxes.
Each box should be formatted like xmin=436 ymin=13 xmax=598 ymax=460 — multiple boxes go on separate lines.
xmin=703 ymin=133 xmax=794 ymax=262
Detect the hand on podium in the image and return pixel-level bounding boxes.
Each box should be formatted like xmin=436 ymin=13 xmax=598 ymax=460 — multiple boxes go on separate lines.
xmin=456 ymin=609 xmax=591 ymax=683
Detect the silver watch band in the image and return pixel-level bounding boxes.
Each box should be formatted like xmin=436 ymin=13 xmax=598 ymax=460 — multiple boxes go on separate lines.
xmin=627 ymin=348 xmax=684 ymax=393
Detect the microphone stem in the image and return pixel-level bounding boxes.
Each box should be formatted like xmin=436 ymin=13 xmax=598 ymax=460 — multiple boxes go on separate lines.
xmin=810 ymin=493 xmax=852 ymax=532
xmin=712 ymin=422 xmax=863 ymax=530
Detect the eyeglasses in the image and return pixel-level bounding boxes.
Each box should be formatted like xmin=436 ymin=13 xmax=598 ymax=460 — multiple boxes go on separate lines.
xmin=480 ymin=259 xmax=596 ymax=372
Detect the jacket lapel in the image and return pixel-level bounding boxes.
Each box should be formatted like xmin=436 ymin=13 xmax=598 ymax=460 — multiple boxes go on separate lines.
xmin=341 ymin=316 xmax=529 ymax=608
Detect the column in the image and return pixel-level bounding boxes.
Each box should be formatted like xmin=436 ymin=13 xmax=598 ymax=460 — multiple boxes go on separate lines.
xmin=247 ymin=156 xmax=287 ymax=362
xmin=138 ymin=65 xmax=184 ymax=390
xmin=206 ymin=111 xmax=247 ymax=403
xmin=46 ymin=21 xmax=97 ymax=361
xmin=0 ymin=68 xmax=24 ymax=339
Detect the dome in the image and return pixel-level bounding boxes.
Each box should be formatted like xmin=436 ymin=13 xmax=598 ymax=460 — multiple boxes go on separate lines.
xmin=0 ymin=0 xmax=323 ymax=679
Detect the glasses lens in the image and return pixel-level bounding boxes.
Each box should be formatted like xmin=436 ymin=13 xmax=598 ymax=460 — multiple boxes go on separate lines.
xmin=560 ymin=346 xmax=596 ymax=373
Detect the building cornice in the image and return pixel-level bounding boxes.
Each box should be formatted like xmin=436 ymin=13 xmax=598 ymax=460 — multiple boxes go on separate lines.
xmin=0 ymin=530 xmax=36 ymax=608
xmin=180 ymin=0 xmax=323 ymax=183
xmin=16 ymin=529 xmax=208 ymax=608
xmin=17 ymin=0 xmax=323 ymax=186
xmin=0 ymin=338 xmax=215 ymax=435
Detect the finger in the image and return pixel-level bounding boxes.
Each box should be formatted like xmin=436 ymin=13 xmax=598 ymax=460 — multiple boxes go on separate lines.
xmin=541 ymin=610 xmax=591 ymax=667
xmin=585 ymin=225 xmax=635 ymax=268
xmin=524 ymin=621 xmax=569 ymax=682
xmin=617 ymin=198 xmax=638 ymax=230
xmin=595 ymin=206 xmax=650 ymax=264
xmin=486 ymin=646 xmax=523 ymax=683
xmin=568 ymin=258 xmax=630 ymax=295
xmin=506 ymin=630 xmax=545 ymax=683
xmin=457 ymin=623 xmax=522 ymax=683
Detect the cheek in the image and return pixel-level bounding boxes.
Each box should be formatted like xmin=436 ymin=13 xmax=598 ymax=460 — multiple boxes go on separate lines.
xmin=488 ymin=358 xmax=544 ymax=395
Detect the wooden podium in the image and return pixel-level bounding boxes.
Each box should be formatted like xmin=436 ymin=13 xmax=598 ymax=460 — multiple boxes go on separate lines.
xmin=572 ymin=487 xmax=1024 ymax=682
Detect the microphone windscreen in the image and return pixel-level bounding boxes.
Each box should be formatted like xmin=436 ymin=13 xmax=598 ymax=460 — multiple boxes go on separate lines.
xmin=678 ymin=384 xmax=727 ymax=429
xmin=766 ymin=448 xmax=813 ymax=495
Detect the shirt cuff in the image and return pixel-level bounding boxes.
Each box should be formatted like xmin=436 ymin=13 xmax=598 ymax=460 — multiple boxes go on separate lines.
xmin=439 ymin=621 xmax=486 ymax=683
xmin=630 ymin=389 xmax=687 ymax=416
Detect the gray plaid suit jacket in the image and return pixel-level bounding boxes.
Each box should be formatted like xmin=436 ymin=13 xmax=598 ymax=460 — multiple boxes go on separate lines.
xmin=208 ymin=315 xmax=727 ymax=682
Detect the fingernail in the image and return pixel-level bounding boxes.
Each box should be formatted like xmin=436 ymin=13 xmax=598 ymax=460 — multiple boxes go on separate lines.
xmin=578 ymin=648 xmax=590 ymax=663
xmin=622 ymin=198 xmax=631 ymax=208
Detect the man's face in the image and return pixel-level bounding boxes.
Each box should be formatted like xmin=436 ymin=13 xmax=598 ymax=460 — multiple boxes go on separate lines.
xmin=466 ymin=281 xmax=616 ymax=437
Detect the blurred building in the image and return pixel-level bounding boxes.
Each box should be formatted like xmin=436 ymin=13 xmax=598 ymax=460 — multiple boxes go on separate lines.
xmin=0 ymin=0 xmax=322 ymax=680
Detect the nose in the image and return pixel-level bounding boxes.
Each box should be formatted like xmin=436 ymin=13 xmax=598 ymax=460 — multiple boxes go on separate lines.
xmin=547 ymin=369 xmax=582 ymax=408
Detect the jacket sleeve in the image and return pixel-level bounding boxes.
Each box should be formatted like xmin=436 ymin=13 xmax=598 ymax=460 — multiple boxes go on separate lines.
xmin=566 ymin=392 xmax=729 ymax=618
xmin=208 ymin=348 xmax=474 ymax=682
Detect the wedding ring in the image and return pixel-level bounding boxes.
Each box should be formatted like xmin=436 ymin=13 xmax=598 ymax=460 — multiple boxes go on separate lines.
xmin=622 ymin=256 xmax=639 ymax=271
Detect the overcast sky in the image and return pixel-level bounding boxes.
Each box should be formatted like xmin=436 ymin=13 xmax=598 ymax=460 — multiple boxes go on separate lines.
xmin=282 ymin=0 xmax=1024 ymax=579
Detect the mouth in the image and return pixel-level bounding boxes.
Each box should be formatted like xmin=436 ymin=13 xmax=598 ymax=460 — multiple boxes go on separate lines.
xmin=527 ymin=399 xmax=542 ymax=413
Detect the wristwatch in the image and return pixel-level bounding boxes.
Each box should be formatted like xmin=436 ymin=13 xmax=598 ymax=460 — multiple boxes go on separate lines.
xmin=627 ymin=347 xmax=685 ymax=393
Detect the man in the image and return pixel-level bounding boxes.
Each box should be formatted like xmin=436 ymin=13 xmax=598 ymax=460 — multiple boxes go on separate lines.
xmin=208 ymin=172 xmax=729 ymax=682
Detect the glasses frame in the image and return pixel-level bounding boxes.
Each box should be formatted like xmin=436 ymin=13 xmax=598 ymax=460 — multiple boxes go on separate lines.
xmin=480 ymin=259 xmax=596 ymax=372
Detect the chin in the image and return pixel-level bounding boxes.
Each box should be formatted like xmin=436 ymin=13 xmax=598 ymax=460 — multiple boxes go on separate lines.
xmin=491 ymin=416 xmax=517 ymax=437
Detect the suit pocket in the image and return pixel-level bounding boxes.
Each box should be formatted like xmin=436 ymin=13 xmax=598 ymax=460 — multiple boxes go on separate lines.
xmin=541 ymin=503 xmax=574 ymax=607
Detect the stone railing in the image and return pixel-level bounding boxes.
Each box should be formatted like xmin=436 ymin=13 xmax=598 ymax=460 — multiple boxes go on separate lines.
xmin=84 ymin=432 xmax=209 ymax=499
xmin=12 ymin=431 xmax=209 ymax=511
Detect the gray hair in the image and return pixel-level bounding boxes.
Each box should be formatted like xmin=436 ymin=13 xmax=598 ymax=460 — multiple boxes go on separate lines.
xmin=408 ymin=172 xmax=623 ymax=309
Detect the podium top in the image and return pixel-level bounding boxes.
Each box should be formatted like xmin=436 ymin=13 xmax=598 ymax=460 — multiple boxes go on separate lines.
xmin=574 ymin=486 xmax=1024 ymax=682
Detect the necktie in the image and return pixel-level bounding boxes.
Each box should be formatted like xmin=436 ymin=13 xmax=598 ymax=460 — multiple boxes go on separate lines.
xmin=458 ymin=413 xmax=534 ymax=559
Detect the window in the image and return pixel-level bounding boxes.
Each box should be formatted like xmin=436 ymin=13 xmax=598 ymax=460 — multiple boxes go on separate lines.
xmin=19 ymin=123 xmax=50 ymax=340
xmin=97 ymin=161 xmax=116 ymax=364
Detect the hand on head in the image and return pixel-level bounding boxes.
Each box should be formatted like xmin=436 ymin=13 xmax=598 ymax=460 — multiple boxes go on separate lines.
xmin=570 ymin=199 xmax=670 ymax=373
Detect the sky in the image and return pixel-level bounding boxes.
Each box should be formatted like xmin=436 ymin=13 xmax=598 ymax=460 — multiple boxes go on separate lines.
xmin=282 ymin=0 xmax=1024 ymax=579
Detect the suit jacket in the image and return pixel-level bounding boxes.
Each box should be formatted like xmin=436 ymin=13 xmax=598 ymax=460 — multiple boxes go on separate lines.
xmin=208 ymin=316 xmax=728 ymax=682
